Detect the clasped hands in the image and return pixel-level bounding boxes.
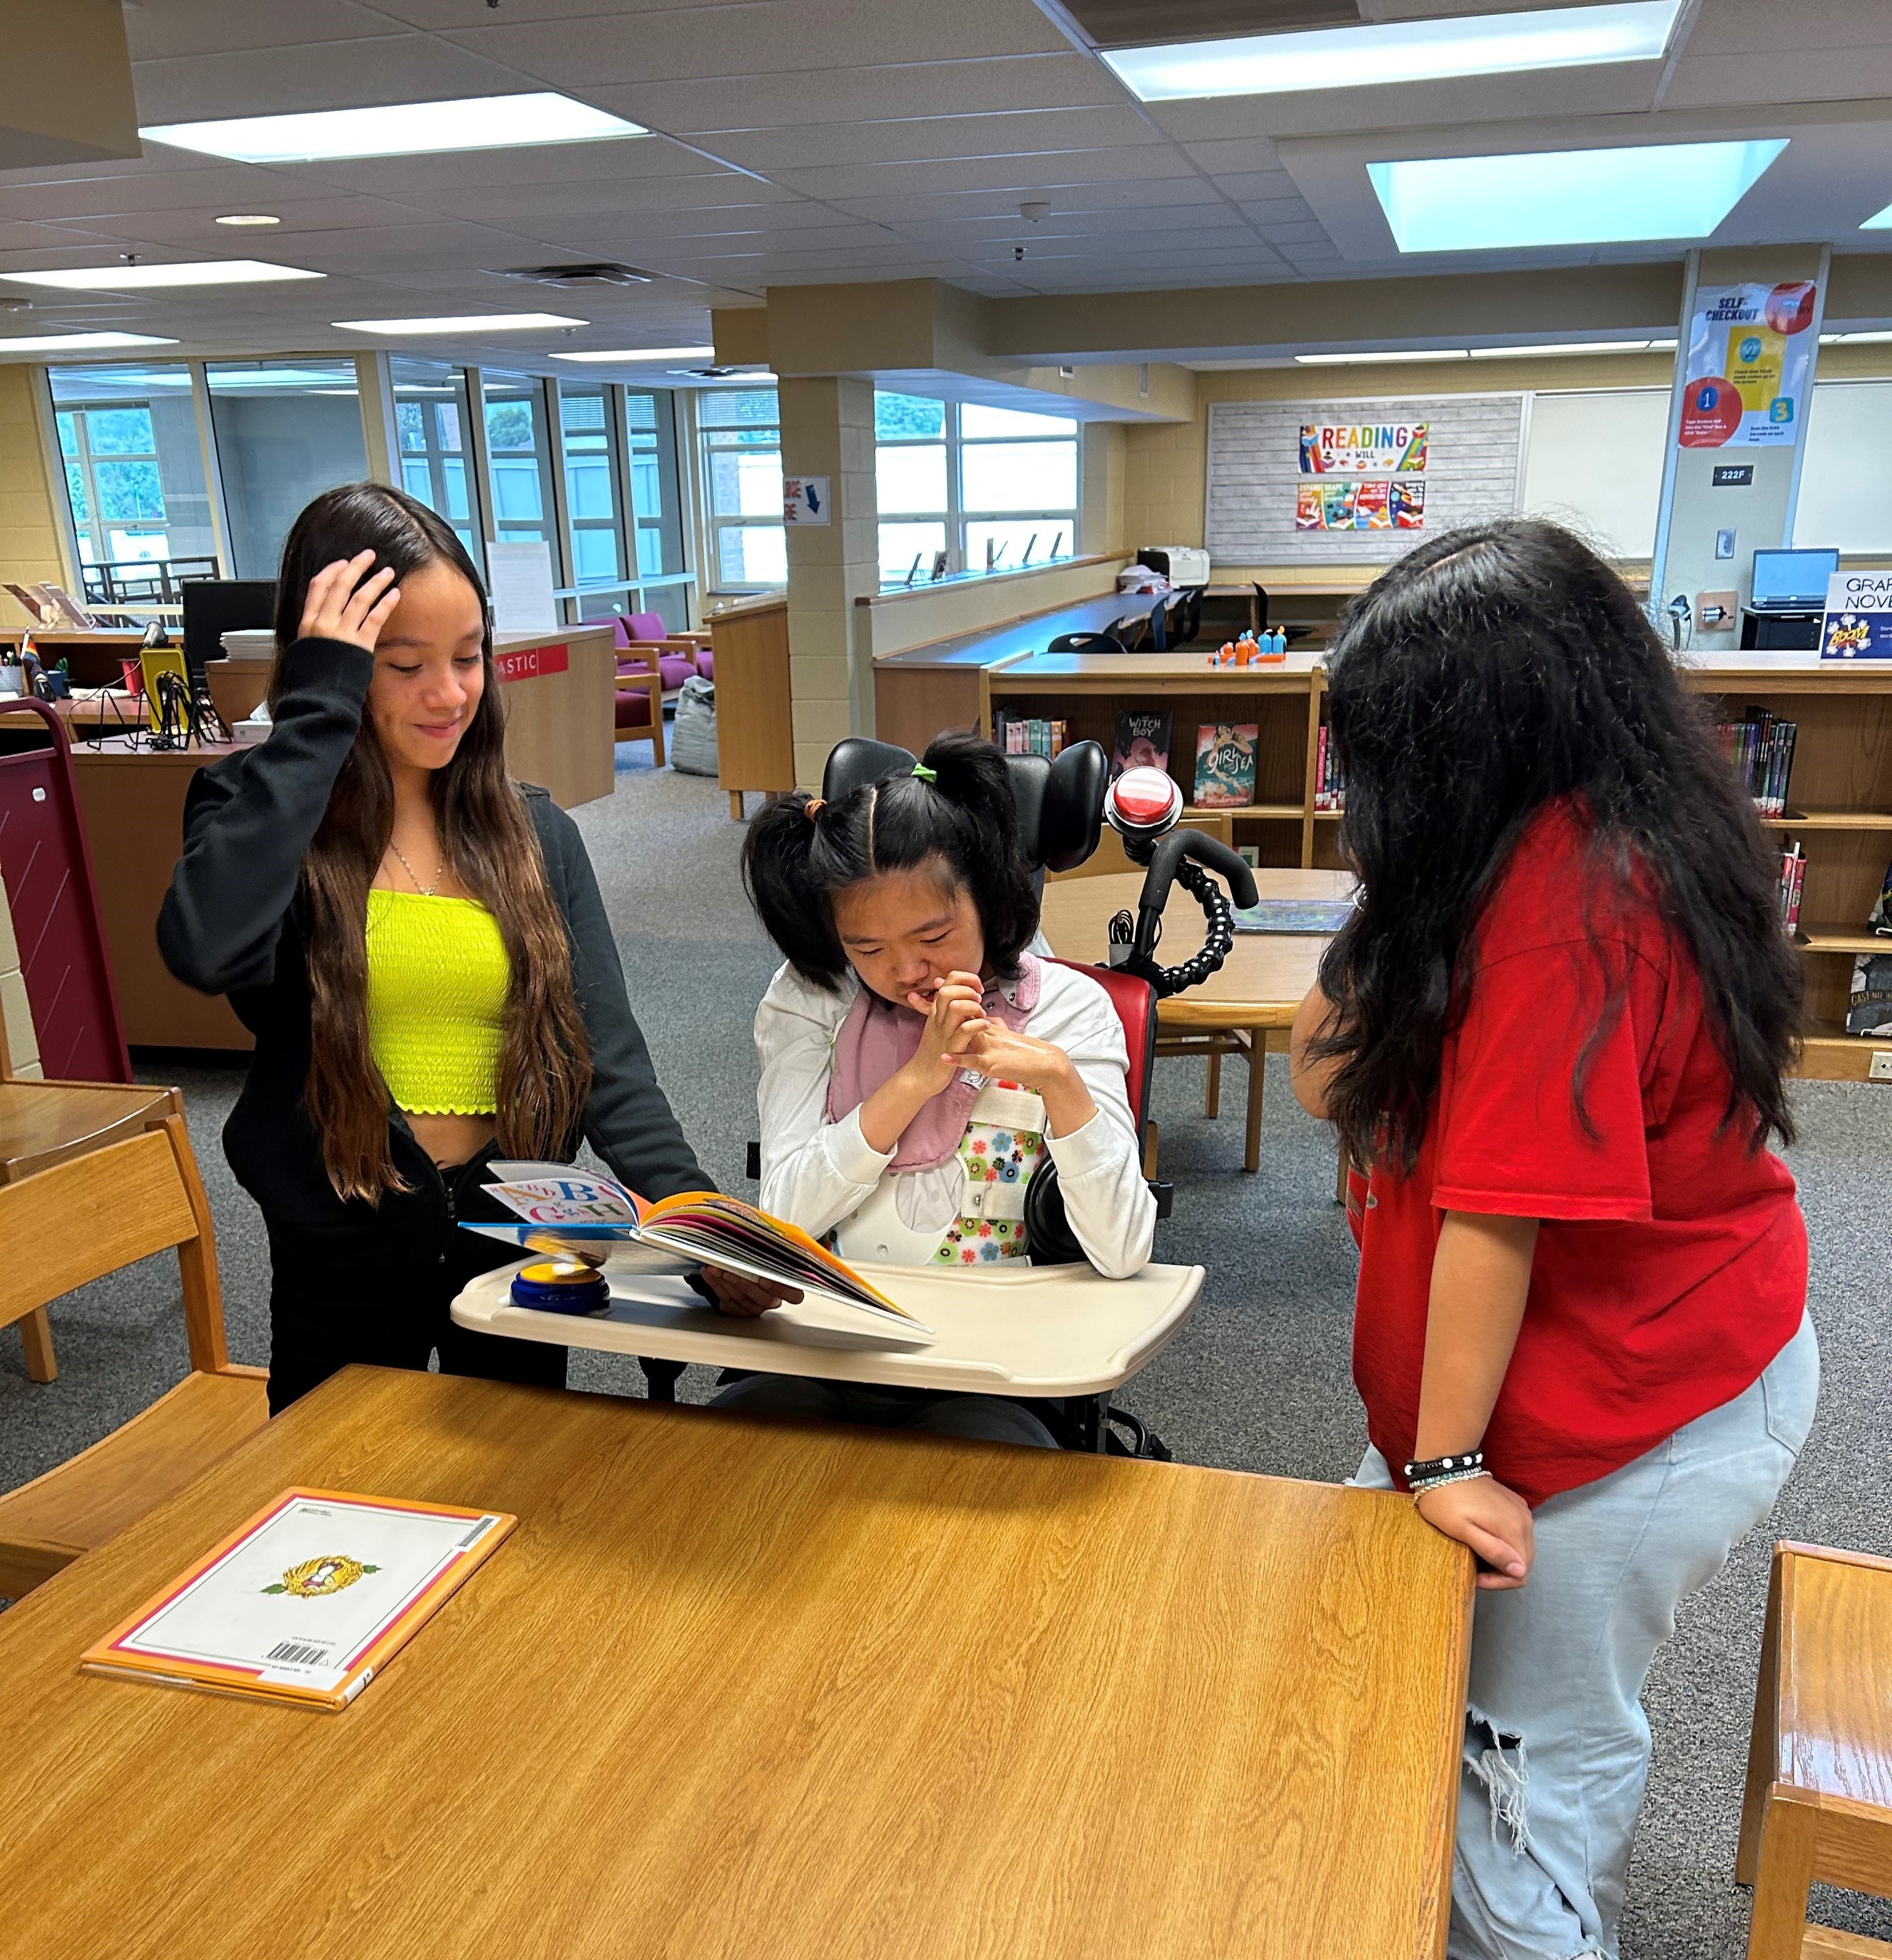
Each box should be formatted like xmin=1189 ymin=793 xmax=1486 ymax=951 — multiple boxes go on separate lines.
xmin=900 ymin=970 xmax=1069 ymax=1098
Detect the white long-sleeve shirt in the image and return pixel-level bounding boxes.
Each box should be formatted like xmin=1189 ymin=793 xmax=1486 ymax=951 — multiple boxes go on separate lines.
xmin=755 ymin=961 xmax=1156 ymax=1280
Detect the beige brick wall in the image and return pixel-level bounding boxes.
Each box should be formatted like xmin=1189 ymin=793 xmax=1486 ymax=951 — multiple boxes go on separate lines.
xmin=0 ymin=364 xmax=70 ymax=631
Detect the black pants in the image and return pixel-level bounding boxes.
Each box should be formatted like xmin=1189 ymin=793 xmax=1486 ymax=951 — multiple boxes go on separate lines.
xmin=265 ymin=1150 xmax=567 ymax=1416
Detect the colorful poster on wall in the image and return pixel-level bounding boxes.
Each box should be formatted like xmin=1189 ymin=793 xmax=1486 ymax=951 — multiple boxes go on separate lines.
xmin=1295 ymin=479 xmax=1425 ymax=531
xmin=1677 ymin=280 xmax=1818 ymax=449
xmin=1821 ymin=571 xmax=1892 ymax=660
xmin=1299 ymin=422 xmax=1428 ymax=474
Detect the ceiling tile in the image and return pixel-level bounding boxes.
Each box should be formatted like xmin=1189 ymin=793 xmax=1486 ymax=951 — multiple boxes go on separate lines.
xmin=1664 ymin=47 xmax=1892 ymax=106
xmin=0 ymin=165 xmax=357 ymax=221
xmin=130 ymin=38 xmax=519 ymax=125
xmin=590 ymin=56 xmax=1120 ymax=133
xmin=764 ymin=147 xmax=1199 ymax=202
xmin=698 ymin=108 xmax=1161 ymax=173
xmin=1177 ymin=137 xmax=1284 ymax=176
xmin=397 ymin=173 xmax=796 ymax=223
xmin=1207 ymin=172 xmax=1301 ymax=203
xmin=283 ymin=137 xmax=729 ymax=196
xmin=826 ymin=176 xmax=1229 ymax=223
xmin=122 ymin=0 xmax=407 ymax=59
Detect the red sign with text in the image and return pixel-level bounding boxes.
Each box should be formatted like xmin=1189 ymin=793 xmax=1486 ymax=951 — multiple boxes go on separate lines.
xmin=494 ymin=641 xmax=569 ymax=685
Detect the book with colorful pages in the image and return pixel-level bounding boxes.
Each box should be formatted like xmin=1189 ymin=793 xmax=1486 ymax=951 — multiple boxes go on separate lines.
xmin=80 ymin=1489 xmax=515 ymax=1712
xmin=469 ymin=1168 xmax=926 ymax=1330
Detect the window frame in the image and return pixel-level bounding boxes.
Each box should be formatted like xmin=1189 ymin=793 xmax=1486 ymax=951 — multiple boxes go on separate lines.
xmin=56 ymin=399 xmax=170 ymax=568
xmin=698 ymin=388 xmax=786 ymax=595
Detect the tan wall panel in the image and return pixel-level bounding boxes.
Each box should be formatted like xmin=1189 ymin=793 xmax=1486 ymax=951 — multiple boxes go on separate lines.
xmin=0 ymin=367 xmax=69 ymax=630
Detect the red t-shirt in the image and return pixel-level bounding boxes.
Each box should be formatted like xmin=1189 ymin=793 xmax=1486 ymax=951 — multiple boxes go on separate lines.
xmin=1351 ymin=802 xmax=1807 ymax=1508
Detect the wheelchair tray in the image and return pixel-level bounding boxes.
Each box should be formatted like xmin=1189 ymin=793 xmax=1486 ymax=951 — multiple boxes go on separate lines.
xmin=450 ymin=1258 xmax=1204 ymax=1398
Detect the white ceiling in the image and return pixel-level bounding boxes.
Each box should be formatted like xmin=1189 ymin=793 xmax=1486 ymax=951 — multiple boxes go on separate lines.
xmin=0 ymin=0 xmax=1886 ymax=380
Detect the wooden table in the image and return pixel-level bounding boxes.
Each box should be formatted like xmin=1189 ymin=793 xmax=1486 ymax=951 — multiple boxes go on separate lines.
xmin=0 ymin=1365 xmax=1472 ymax=1959
xmin=1040 ymin=867 xmax=1352 ymax=1173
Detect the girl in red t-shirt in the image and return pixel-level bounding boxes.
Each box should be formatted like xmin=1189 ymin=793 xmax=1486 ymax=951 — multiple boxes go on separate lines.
xmin=1289 ymin=519 xmax=1819 ymax=1960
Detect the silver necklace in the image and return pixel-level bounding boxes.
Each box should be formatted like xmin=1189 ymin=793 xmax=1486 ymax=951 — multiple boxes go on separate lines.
xmin=388 ymin=841 xmax=444 ymax=897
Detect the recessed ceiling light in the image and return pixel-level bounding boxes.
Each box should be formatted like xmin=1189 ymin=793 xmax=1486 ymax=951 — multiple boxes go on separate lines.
xmin=0 ymin=330 xmax=180 ymax=353
xmin=141 ymin=93 xmax=646 ymax=165
xmin=1295 ymin=349 xmax=1470 ymax=365
xmin=1104 ymin=0 xmax=1681 ymax=100
xmin=1 ymin=260 xmax=322 ymax=290
xmin=1861 ymin=202 xmax=1892 ymax=230
xmin=551 ymin=345 xmax=716 ymax=363
xmin=1368 ymin=139 xmax=1788 ymax=252
xmin=215 ymin=213 xmax=280 ymax=227
xmin=1468 ymin=340 xmax=1657 ymax=358
xmin=1825 ymin=329 xmax=1892 ymax=344
xmin=332 ymin=314 xmax=587 ymax=334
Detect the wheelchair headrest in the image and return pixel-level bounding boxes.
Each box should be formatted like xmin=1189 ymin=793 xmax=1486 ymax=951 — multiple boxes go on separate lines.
xmin=820 ymin=735 xmax=1106 ymax=876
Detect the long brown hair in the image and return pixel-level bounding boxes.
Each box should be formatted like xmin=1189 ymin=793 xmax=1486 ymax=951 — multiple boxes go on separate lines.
xmin=272 ymin=483 xmax=592 ymax=1200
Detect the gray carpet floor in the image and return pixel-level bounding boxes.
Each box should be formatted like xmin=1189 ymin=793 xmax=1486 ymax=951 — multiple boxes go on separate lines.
xmin=3 ymin=747 xmax=1888 ymax=1956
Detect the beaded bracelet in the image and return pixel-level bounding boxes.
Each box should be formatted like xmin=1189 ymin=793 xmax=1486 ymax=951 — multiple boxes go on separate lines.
xmin=1408 ymin=1465 xmax=1491 ymax=1498
xmin=1404 ymin=1447 xmax=1484 ymax=1485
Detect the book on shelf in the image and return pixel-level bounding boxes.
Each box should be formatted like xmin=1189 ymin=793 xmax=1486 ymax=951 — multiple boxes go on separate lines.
xmin=1194 ymin=722 xmax=1258 ymax=809
xmin=995 ymin=712 xmax=1069 ymax=759
xmin=470 ymin=1167 xmax=925 ymax=1330
xmin=79 ymin=1489 xmax=516 ymax=1711
xmin=1847 ymin=861 xmax=1892 ymax=1036
xmin=1718 ymin=708 xmax=1798 ymax=818
xmin=1110 ymin=709 xmax=1172 ymax=778
xmin=1778 ymin=840 xmax=1807 ymax=936
xmin=1313 ymin=723 xmax=1346 ymax=813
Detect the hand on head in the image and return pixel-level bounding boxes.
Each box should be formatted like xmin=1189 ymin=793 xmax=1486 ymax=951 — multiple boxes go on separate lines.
xmin=300 ymin=550 xmax=402 ymax=654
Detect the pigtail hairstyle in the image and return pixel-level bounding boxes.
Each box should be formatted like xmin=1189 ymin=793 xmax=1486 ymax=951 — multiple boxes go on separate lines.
xmin=1311 ymin=516 xmax=1801 ymax=1177
xmin=743 ymin=727 xmax=1038 ymax=992
xmin=272 ymin=483 xmax=593 ymax=1201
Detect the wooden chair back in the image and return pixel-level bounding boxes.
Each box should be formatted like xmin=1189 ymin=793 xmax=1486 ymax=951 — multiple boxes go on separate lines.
xmin=0 ymin=1115 xmax=226 ymax=1374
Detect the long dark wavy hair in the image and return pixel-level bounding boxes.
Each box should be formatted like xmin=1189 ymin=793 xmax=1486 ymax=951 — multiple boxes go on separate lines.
xmin=272 ymin=482 xmax=591 ymax=1201
xmin=1313 ymin=517 xmax=1801 ymax=1173
xmin=742 ymin=728 xmax=1038 ymax=993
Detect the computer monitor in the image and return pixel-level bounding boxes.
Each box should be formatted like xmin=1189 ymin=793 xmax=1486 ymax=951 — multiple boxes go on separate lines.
xmin=1749 ymin=548 xmax=1838 ymax=613
xmin=181 ymin=579 xmax=277 ymax=684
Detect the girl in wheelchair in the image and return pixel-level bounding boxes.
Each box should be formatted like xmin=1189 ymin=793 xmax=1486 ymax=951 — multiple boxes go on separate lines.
xmin=722 ymin=730 xmax=1156 ymax=1445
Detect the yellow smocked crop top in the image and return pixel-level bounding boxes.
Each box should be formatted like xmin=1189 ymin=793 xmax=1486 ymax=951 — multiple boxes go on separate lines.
xmin=365 ymin=889 xmax=509 ymax=1115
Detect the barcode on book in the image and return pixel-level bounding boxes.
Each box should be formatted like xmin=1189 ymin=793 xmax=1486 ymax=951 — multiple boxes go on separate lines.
xmin=265 ymin=1641 xmax=332 ymax=1668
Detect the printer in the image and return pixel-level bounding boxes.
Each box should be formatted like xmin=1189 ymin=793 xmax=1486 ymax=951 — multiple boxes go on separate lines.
xmin=1135 ymin=546 xmax=1211 ymax=588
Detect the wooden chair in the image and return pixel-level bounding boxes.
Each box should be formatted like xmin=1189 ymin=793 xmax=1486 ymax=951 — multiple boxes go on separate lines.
xmin=0 ymin=1114 xmax=268 ymax=1599
xmin=613 ymin=649 xmax=666 ymax=767
xmin=1739 ymin=1541 xmax=1892 ymax=1959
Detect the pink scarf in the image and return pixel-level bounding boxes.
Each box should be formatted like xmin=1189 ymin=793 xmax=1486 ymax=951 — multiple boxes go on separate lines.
xmin=825 ymin=954 xmax=1042 ymax=1171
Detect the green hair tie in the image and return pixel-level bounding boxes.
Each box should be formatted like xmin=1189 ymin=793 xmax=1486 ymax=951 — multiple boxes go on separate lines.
xmin=911 ymin=763 xmax=937 ymax=784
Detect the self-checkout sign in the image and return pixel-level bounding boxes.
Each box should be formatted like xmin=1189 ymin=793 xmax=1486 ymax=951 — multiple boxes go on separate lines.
xmin=494 ymin=642 xmax=569 ymax=684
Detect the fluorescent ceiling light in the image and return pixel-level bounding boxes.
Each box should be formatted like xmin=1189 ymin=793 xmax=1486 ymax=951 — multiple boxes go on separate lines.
xmin=1468 ymin=340 xmax=1656 ymax=357
xmin=1825 ymin=329 xmax=1892 ymax=344
xmin=0 ymin=330 xmax=180 ymax=353
xmin=1104 ymin=0 xmax=1681 ymax=100
xmin=551 ymin=345 xmax=716 ymax=363
xmin=332 ymin=314 xmax=586 ymax=334
xmin=2 ymin=260 xmax=321 ymax=290
xmin=1295 ymin=349 xmax=1468 ymax=365
xmin=141 ymin=93 xmax=645 ymax=165
xmin=1862 ymin=202 xmax=1892 ymax=230
xmin=1368 ymin=139 xmax=1787 ymax=252
xmin=215 ymin=213 xmax=280 ymax=227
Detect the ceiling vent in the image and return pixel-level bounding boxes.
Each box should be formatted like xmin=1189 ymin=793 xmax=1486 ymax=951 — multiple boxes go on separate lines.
xmin=673 ymin=365 xmax=765 ymax=379
xmin=494 ymin=262 xmax=657 ymax=288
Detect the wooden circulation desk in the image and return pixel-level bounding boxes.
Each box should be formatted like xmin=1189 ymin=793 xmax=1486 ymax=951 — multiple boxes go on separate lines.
xmin=13 ymin=627 xmax=615 ymax=1053
xmin=880 ymin=632 xmax=1892 ymax=1084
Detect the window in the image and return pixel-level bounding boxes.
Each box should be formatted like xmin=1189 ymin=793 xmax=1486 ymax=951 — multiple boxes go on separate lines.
xmin=48 ymin=363 xmax=220 ymax=597
xmin=205 ymin=359 xmax=369 ymax=578
xmin=626 ymin=389 xmax=689 ymax=629
xmin=699 ymin=387 xmax=785 ymax=590
xmin=481 ymin=371 xmax=557 ymax=555
xmin=558 ymin=382 xmax=625 ymax=587
xmin=392 ymin=355 xmax=481 ymax=570
xmin=874 ymin=392 xmax=1079 ymax=584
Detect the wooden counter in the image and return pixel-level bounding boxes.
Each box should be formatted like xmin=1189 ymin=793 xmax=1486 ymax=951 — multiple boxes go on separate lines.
xmin=491 ymin=625 xmax=616 ymax=809
xmin=708 ymin=594 xmax=793 ymax=817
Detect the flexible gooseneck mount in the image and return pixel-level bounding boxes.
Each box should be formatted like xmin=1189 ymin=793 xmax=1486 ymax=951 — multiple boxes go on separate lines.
xmin=1102 ymin=768 xmax=1259 ymax=999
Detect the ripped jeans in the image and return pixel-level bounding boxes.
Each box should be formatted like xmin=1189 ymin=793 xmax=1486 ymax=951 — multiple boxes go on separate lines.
xmin=1355 ymin=1309 xmax=1819 ymax=1960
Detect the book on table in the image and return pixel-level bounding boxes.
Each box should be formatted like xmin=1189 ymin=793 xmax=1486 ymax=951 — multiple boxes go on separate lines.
xmin=470 ymin=1167 xmax=924 ymax=1329
xmin=80 ymin=1489 xmax=515 ymax=1712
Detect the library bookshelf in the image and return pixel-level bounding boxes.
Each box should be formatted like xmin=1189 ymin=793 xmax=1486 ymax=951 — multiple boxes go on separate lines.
xmin=962 ymin=648 xmax=1892 ymax=1085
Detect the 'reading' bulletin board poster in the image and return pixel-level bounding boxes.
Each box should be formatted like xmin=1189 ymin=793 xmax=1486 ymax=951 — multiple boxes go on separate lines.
xmin=1298 ymin=421 xmax=1428 ymax=475
xmin=1677 ymin=281 xmax=1818 ymax=449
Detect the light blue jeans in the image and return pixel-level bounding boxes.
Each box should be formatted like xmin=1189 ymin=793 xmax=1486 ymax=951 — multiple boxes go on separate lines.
xmin=1355 ymin=1309 xmax=1819 ymax=1960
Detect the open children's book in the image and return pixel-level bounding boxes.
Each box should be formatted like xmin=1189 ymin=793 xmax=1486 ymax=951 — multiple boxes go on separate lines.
xmin=467 ymin=1166 xmax=925 ymax=1331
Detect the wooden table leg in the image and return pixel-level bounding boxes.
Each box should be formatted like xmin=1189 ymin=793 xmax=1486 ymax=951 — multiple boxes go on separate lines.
xmin=1243 ymin=1029 xmax=1264 ymax=1173
xmin=1205 ymin=1047 xmax=1221 ymax=1119
xmin=19 ymin=1306 xmax=56 ymax=1383
xmin=1744 ymin=1790 xmax=1818 ymax=1960
xmin=728 ymin=791 xmax=745 ymax=820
